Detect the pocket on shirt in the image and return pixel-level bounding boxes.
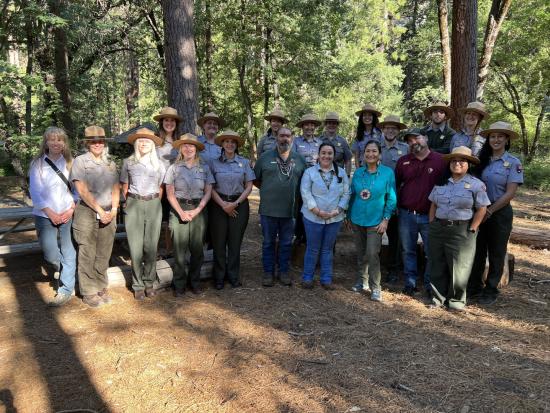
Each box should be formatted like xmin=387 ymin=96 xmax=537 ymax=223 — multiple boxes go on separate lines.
xmin=455 ymin=192 xmax=473 ymax=209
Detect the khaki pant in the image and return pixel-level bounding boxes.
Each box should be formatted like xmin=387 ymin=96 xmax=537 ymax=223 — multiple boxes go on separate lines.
xmin=354 ymin=225 xmax=382 ymax=291
xmin=72 ymin=203 xmax=116 ymax=296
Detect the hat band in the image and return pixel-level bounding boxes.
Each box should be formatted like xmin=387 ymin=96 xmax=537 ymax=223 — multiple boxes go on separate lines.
xmin=85 ymin=136 xmax=106 ymax=139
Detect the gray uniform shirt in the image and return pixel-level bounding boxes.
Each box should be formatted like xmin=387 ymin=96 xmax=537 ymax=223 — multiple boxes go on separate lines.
xmin=381 ymin=139 xmax=409 ymax=170
xmin=198 ymin=135 xmax=222 ymax=164
xmin=70 ymin=152 xmax=119 ymax=208
xmin=120 ymin=157 xmax=166 ymax=197
xmin=157 ymin=141 xmax=178 ymax=169
xmin=429 ymin=174 xmax=490 ymax=220
xmin=256 ymin=134 xmax=277 ymax=157
xmin=449 ymin=130 xmax=486 ymax=157
xmin=292 ymin=136 xmax=322 ymax=167
xmin=320 ymin=135 xmax=352 ymax=168
xmin=164 ymin=161 xmax=215 ymax=199
xmin=209 ymin=154 xmax=255 ymax=196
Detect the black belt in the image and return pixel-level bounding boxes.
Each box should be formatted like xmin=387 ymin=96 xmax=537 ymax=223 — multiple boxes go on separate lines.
xmin=127 ymin=192 xmax=159 ymax=201
xmin=79 ymin=200 xmax=111 ymax=211
xmin=177 ymin=198 xmax=201 ymax=206
xmin=218 ymin=193 xmax=242 ymax=202
xmin=435 ymin=218 xmax=469 ymax=226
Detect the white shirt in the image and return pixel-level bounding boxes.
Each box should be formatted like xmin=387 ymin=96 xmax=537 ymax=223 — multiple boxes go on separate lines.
xmin=29 ymin=155 xmax=77 ymax=218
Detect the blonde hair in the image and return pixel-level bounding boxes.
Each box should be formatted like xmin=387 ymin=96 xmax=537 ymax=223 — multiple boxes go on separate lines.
xmin=132 ymin=138 xmax=160 ymax=171
xmin=30 ymin=126 xmax=73 ymax=171
xmin=175 ymin=144 xmax=200 ymax=164
xmin=85 ymin=139 xmax=111 ymax=164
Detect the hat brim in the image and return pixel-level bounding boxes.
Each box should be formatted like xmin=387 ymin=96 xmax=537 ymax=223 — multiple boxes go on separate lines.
xmin=198 ymin=116 xmax=225 ymax=128
xmin=480 ymin=128 xmax=519 ymax=140
xmin=457 ymin=107 xmax=488 ymax=119
xmin=153 ymin=113 xmax=183 ymax=122
xmin=264 ymin=115 xmax=289 ymax=124
xmin=443 ymin=153 xmax=480 ymax=164
xmin=82 ymin=136 xmax=113 ymax=141
xmin=172 ymin=139 xmax=205 ymax=151
xmin=128 ymin=133 xmax=163 ymax=146
xmin=423 ymin=106 xmax=454 ymax=119
xmin=378 ymin=121 xmax=407 ymax=130
xmin=324 ymin=119 xmax=340 ymax=124
xmin=214 ymin=134 xmax=245 ymax=147
xmin=296 ymin=120 xmax=321 ymax=128
xmin=402 ymin=133 xmax=421 ymax=141
xmin=355 ymin=109 xmax=382 ymax=117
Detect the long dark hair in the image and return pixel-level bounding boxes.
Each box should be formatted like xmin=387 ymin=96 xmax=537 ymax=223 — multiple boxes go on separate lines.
xmin=318 ymin=142 xmax=342 ymax=183
xmin=219 ymin=145 xmax=240 ymax=161
xmin=355 ymin=113 xmax=380 ymax=142
xmin=472 ymin=134 xmax=511 ymax=178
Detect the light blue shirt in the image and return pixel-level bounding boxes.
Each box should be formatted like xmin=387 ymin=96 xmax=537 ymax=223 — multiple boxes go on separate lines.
xmin=380 ymin=139 xmax=409 ymax=170
xmin=429 ymin=174 xmax=490 ymax=220
xmin=300 ymin=165 xmax=350 ymax=224
xmin=352 ymin=128 xmax=383 ymax=166
xmin=348 ymin=164 xmax=396 ymax=227
xmin=209 ymin=154 xmax=255 ymax=196
xmin=292 ymin=136 xmax=322 ymax=167
xmin=198 ymin=135 xmax=222 ymax=163
xmin=481 ymin=152 xmax=524 ymax=203
xmin=256 ymin=133 xmax=277 ymax=157
xmin=449 ymin=130 xmax=486 ymax=156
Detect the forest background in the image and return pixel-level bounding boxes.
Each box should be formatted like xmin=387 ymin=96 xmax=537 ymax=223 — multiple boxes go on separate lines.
xmin=0 ymin=0 xmax=548 ymax=189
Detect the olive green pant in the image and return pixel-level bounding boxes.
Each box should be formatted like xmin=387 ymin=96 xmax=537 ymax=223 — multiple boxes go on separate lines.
xmin=354 ymin=225 xmax=382 ymax=291
xmin=169 ymin=202 xmax=206 ymax=290
xmin=468 ymin=204 xmax=513 ymax=298
xmin=429 ymin=220 xmax=476 ymax=309
xmin=72 ymin=203 xmax=116 ymax=296
xmin=209 ymin=200 xmax=250 ymax=285
xmin=124 ymin=197 xmax=162 ymax=291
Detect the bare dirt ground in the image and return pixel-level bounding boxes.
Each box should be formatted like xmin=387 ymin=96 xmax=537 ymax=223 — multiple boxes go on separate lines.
xmin=0 ymin=178 xmax=549 ymax=413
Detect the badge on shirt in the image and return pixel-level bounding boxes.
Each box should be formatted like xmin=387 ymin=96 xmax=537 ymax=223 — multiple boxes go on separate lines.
xmin=428 ymin=167 xmax=433 ymax=174
xmin=464 ymin=183 xmax=471 ymax=189
xmin=503 ymin=161 xmax=510 ymax=168
xmin=198 ymin=168 xmax=204 ymax=173
xmin=440 ymin=135 xmax=445 ymax=140
xmin=337 ymin=142 xmax=341 ymax=146
xmin=398 ymin=151 xmax=402 ymax=155
xmin=238 ymin=162 xmax=243 ymax=168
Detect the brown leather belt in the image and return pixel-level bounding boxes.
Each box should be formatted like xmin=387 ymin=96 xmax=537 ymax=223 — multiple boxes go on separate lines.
xmin=127 ymin=192 xmax=159 ymax=201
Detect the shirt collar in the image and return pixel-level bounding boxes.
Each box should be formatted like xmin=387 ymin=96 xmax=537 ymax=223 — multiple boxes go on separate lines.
xmin=427 ymin=123 xmax=446 ymax=133
xmin=318 ymin=164 xmax=335 ymax=173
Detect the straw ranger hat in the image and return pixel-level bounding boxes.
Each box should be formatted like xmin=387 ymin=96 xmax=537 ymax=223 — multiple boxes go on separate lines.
xmin=153 ymin=106 xmax=183 ymax=122
xmin=480 ymin=121 xmax=519 ymax=140
xmin=324 ymin=112 xmax=340 ymax=123
xmin=378 ymin=114 xmax=407 ymax=130
xmin=444 ymin=146 xmax=480 ymax=164
xmin=264 ymin=109 xmax=289 ymax=124
xmin=295 ymin=113 xmax=321 ymax=128
xmin=423 ymin=101 xmax=454 ymax=119
xmin=355 ymin=103 xmax=382 ymax=118
xmin=83 ymin=125 xmax=112 ymax=140
xmin=458 ymin=101 xmax=488 ymax=120
xmin=172 ymin=133 xmax=205 ymax=151
xmin=128 ymin=128 xmax=163 ymax=146
xmin=197 ymin=112 xmax=225 ymax=128
xmin=215 ymin=130 xmax=245 ymax=147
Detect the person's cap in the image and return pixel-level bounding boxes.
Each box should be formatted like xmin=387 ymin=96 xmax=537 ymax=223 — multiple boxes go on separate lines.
xmin=324 ymin=112 xmax=340 ymax=123
xmin=402 ymin=127 xmax=423 ymax=141
xmin=295 ymin=113 xmax=321 ymax=128
xmin=264 ymin=109 xmax=289 ymax=123
xmin=457 ymin=101 xmax=488 ymax=120
xmin=423 ymin=101 xmax=454 ymax=119
xmin=355 ymin=103 xmax=382 ymax=118
xmin=83 ymin=125 xmax=112 ymax=140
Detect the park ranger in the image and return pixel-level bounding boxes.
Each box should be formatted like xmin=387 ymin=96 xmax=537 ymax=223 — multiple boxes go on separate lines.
xmin=292 ymin=113 xmax=322 ymax=167
xmin=420 ymin=101 xmax=456 ymax=154
xmin=197 ymin=112 xmax=225 ymax=164
xmin=449 ymin=101 xmax=489 ymax=156
xmin=428 ymin=146 xmax=490 ymax=310
xmin=320 ymin=112 xmax=352 ymax=176
xmin=256 ymin=109 xmax=289 ymax=158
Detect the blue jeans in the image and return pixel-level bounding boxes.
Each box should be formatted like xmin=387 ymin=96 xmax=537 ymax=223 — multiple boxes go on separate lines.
xmin=398 ymin=208 xmax=430 ymax=290
xmin=302 ymin=218 xmax=342 ymax=284
xmin=260 ymin=215 xmax=294 ymax=274
xmin=34 ymin=215 xmax=77 ymax=295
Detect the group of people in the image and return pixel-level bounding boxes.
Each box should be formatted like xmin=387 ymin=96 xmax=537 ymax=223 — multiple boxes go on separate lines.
xmin=28 ymin=101 xmax=523 ymax=311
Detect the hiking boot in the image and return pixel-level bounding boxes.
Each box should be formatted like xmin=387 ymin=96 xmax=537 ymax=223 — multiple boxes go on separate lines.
xmin=351 ymin=283 xmax=369 ymax=293
xmin=385 ymin=271 xmax=398 ymax=284
xmin=191 ymin=286 xmax=202 ymax=295
xmin=262 ymin=273 xmax=274 ymax=287
xmin=402 ymin=286 xmax=416 ymax=297
xmin=173 ymin=288 xmax=185 ymax=298
xmin=82 ymin=294 xmax=103 ymax=308
xmin=98 ymin=288 xmax=113 ymax=304
xmin=478 ymin=294 xmax=497 ymax=306
xmin=134 ymin=290 xmax=145 ymax=301
xmin=279 ymin=272 xmax=292 ymax=286
xmin=321 ymin=283 xmax=336 ymax=291
xmin=370 ymin=289 xmax=382 ymax=302
xmin=301 ymin=280 xmax=314 ymax=289
xmin=145 ymin=288 xmax=157 ymax=298
xmin=48 ymin=292 xmax=72 ymax=307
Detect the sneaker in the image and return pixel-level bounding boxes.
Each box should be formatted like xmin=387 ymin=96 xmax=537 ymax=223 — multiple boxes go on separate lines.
xmin=478 ymin=295 xmax=497 ymax=305
xmin=301 ymin=281 xmax=314 ymax=289
xmin=371 ymin=289 xmax=382 ymax=302
xmin=97 ymin=288 xmax=113 ymax=304
xmin=402 ymin=286 xmax=416 ymax=297
xmin=351 ymin=283 xmax=365 ymax=293
xmin=279 ymin=272 xmax=292 ymax=286
xmin=53 ymin=270 xmax=60 ymax=280
xmin=48 ymin=292 xmax=72 ymax=307
xmin=134 ymin=290 xmax=145 ymax=301
xmin=82 ymin=294 xmax=103 ymax=308
xmin=262 ymin=273 xmax=274 ymax=287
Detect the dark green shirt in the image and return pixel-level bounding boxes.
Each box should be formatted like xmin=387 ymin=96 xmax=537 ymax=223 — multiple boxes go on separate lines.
xmin=254 ymin=149 xmax=306 ymax=218
xmin=420 ymin=123 xmax=456 ymax=154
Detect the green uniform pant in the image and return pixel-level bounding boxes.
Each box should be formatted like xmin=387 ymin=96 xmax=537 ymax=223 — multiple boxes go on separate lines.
xmin=354 ymin=225 xmax=382 ymax=291
xmin=209 ymin=200 xmax=250 ymax=285
xmin=124 ymin=197 xmax=162 ymax=291
xmin=468 ymin=204 xmax=513 ymax=297
xmin=72 ymin=203 xmax=116 ymax=296
xmin=169 ymin=202 xmax=206 ymax=290
xmin=429 ymin=220 xmax=476 ymax=309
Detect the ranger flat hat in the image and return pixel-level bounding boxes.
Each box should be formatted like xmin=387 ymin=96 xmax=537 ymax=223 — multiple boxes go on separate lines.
xmin=457 ymin=101 xmax=488 ymax=120
xmin=128 ymin=128 xmax=163 ymax=146
xmin=215 ymin=130 xmax=245 ymax=147
xmin=295 ymin=113 xmax=321 ymax=128
xmin=264 ymin=109 xmax=289 ymax=123
xmin=480 ymin=121 xmax=519 ymax=140
xmin=153 ymin=106 xmax=183 ymax=122
xmin=355 ymin=103 xmax=382 ymax=118
xmin=197 ymin=112 xmax=225 ymax=128
xmin=172 ymin=133 xmax=205 ymax=151
xmin=378 ymin=114 xmax=407 ymax=130
xmin=423 ymin=101 xmax=454 ymax=119
xmin=324 ymin=112 xmax=340 ymax=123
xmin=444 ymin=146 xmax=480 ymax=164
xmin=83 ymin=125 xmax=112 ymax=140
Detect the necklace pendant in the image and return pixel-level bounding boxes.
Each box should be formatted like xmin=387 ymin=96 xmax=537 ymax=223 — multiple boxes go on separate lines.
xmin=360 ymin=189 xmax=371 ymax=200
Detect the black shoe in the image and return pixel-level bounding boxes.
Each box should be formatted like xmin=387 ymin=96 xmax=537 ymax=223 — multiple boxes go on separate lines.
xmin=386 ymin=272 xmax=399 ymax=284
xmin=173 ymin=288 xmax=185 ymax=298
xmin=478 ymin=295 xmax=497 ymax=305
xmin=402 ymin=286 xmax=416 ymax=297
xmin=230 ymin=281 xmax=242 ymax=288
xmin=215 ymin=282 xmax=224 ymax=290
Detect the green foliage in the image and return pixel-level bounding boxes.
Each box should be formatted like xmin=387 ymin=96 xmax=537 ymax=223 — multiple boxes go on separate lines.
xmin=3 ymin=135 xmax=42 ymax=176
xmin=523 ymin=157 xmax=550 ymax=191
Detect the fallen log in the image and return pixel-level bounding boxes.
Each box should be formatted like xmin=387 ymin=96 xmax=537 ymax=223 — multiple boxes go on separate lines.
xmin=510 ymin=226 xmax=550 ymax=249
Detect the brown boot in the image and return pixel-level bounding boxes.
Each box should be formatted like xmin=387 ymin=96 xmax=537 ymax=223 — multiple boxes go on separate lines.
xmin=83 ymin=294 xmax=103 ymax=308
xmin=97 ymin=288 xmax=113 ymax=304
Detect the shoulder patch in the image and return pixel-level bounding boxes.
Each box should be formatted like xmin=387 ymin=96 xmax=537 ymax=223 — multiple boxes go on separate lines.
xmin=517 ymin=164 xmax=523 ymax=173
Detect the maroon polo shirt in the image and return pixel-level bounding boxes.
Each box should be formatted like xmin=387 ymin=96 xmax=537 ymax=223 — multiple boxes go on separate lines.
xmin=395 ymin=150 xmax=446 ymax=214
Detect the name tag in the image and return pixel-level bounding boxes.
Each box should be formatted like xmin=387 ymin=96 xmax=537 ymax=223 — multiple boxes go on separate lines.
xmin=464 ymin=183 xmax=471 ymax=189
xmin=337 ymin=143 xmax=341 ymax=146
xmin=428 ymin=168 xmax=433 ymax=174
xmin=403 ymin=161 xmax=410 ymax=165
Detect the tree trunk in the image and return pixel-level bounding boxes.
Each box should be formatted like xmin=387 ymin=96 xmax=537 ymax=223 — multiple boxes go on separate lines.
xmin=161 ymin=0 xmax=199 ymax=134
xmin=437 ymin=0 xmax=451 ymax=99
xmin=48 ymin=0 xmax=75 ymax=138
xmin=238 ymin=62 xmax=257 ymax=160
xmin=203 ymin=0 xmax=214 ymax=112
xmin=450 ymin=0 xmax=477 ymax=129
xmin=527 ymin=95 xmax=548 ymax=162
xmin=476 ymin=0 xmax=513 ymax=99
xmin=124 ymin=39 xmax=140 ymax=128
xmin=402 ymin=0 xmax=419 ymax=121
xmin=261 ymin=24 xmax=272 ymax=115
xmin=146 ymin=10 xmax=166 ymax=72
xmin=23 ymin=0 xmax=33 ymax=135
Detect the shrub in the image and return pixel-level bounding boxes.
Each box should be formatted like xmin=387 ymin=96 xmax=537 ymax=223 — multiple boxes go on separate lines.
xmin=3 ymin=134 xmax=43 ymax=176
xmin=523 ymin=157 xmax=550 ymax=191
